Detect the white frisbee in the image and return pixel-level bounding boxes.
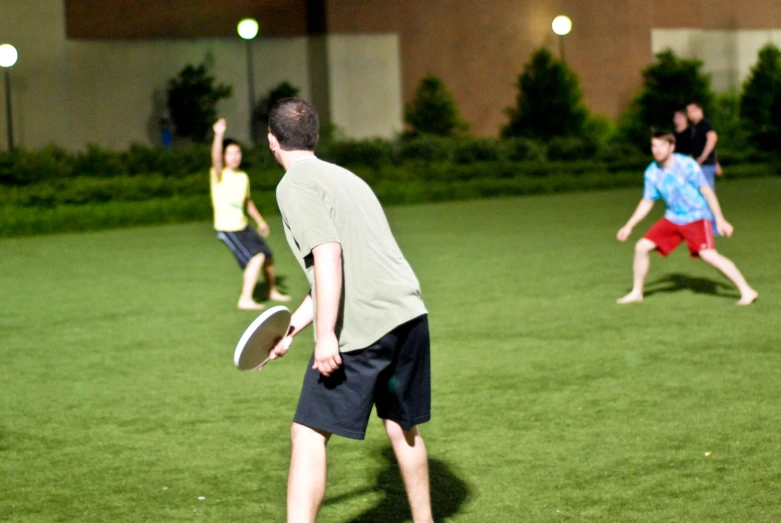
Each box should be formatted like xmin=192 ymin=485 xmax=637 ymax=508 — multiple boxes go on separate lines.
xmin=234 ymin=305 xmax=291 ymax=371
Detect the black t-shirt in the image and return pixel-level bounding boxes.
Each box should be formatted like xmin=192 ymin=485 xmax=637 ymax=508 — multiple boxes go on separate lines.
xmin=673 ymin=127 xmax=692 ymax=156
xmin=690 ymin=119 xmax=717 ymax=165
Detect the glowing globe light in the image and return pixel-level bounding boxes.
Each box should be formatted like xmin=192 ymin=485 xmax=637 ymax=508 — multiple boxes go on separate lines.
xmin=552 ymin=16 xmax=572 ymax=36
xmin=0 ymin=44 xmax=18 ymax=68
xmin=237 ymin=18 xmax=259 ymax=40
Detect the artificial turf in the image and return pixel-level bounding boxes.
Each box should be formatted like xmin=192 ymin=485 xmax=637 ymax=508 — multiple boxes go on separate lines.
xmin=1 ymin=177 xmax=779 ymax=522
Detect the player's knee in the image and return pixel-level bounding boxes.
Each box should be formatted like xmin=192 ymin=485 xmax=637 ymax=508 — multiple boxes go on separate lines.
xmin=635 ymin=239 xmax=654 ymax=254
xmin=698 ymin=249 xmax=718 ymax=264
xmin=248 ymin=252 xmax=265 ymax=266
xmin=290 ymin=423 xmax=330 ymax=447
xmin=384 ymin=419 xmax=420 ymax=445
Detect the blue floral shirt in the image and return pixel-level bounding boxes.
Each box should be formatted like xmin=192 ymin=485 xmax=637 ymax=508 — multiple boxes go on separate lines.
xmin=642 ymin=153 xmax=714 ymax=225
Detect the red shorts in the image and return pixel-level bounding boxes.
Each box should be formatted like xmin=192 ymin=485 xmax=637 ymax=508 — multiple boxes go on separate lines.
xmin=644 ymin=218 xmax=714 ymax=258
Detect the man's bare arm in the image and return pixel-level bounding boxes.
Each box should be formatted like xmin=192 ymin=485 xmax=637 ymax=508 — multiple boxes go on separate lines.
xmin=617 ymin=198 xmax=655 ymax=241
xmin=697 ymin=130 xmax=718 ymax=165
xmin=311 ymin=242 xmax=343 ymax=377
xmin=700 ymin=185 xmax=733 ymax=237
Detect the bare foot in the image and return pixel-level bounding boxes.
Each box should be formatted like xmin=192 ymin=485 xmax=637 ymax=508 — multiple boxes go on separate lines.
xmin=617 ymin=292 xmax=643 ymax=304
xmin=238 ymin=299 xmax=266 ymax=311
xmin=269 ymin=290 xmax=292 ymax=302
xmin=736 ymin=289 xmax=758 ymax=306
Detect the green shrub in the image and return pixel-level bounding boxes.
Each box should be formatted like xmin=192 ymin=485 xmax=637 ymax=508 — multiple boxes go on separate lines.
xmin=502 ymin=48 xmax=589 ymax=139
xmin=452 ymin=138 xmax=508 ymax=164
xmin=740 ymin=43 xmax=781 ymax=148
xmin=595 ymin=141 xmax=647 ymax=166
xmin=397 ymin=136 xmax=456 ymax=163
xmin=502 ymin=138 xmax=547 ymax=162
xmin=547 ymin=137 xmax=599 ymax=161
xmin=0 ymin=196 xmax=210 ymax=237
xmin=709 ymin=92 xmax=749 ymax=151
xmin=0 ymin=146 xmax=76 ymax=185
xmin=123 ymin=142 xmax=211 ymax=177
xmin=321 ymin=138 xmax=395 ymax=168
xmin=405 ymin=74 xmax=469 ymax=136
xmin=167 ymin=63 xmax=233 ymax=143
xmin=583 ymin=114 xmax=617 ymax=146
xmin=618 ymin=49 xmax=714 ymax=147
xmin=75 ymin=144 xmax=130 ymax=177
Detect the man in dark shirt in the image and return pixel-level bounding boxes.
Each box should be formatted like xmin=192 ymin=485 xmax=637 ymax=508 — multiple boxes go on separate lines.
xmin=686 ymin=101 xmax=719 ymax=189
xmin=672 ymin=109 xmax=692 ymax=156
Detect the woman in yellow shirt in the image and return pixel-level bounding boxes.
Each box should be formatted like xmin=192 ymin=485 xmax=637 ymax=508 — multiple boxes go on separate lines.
xmin=210 ymin=118 xmax=290 ymax=310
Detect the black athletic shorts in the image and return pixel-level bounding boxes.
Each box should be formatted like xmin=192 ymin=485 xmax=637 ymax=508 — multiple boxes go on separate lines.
xmin=216 ymin=226 xmax=273 ymax=269
xmin=294 ymin=314 xmax=431 ymax=440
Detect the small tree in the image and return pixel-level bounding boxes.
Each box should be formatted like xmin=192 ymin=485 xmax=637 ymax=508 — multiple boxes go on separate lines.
xmin=405 ymin=74 xmax=469 ymax=136
xmin=167 ymin=63 xmax=232 ymax=143
xmin=501 ymin=48 xmax=588 ymax=139
xmin=740 ymin=43 xmax=781 ymax=147
xmin=618 ymin=49 xmax=713 ymax=147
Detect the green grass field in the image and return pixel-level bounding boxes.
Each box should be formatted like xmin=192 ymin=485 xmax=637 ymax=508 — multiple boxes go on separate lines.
xmin=1 ymin=178 xmax=779 ymax=522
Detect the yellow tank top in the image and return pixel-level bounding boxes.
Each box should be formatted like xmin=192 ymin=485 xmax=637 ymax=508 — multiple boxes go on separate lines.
xmin=210 ymin=168 xmax=249 ymax=231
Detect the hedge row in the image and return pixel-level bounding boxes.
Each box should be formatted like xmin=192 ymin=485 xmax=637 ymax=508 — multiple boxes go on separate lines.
xmin=2 ymin=162 xmax=778 ymax=238
xmin=2 ymin=136 xmax=777 ymax=187
xmin=0 ymin=161 xmax=633 ymax=209
xmin=0 ymin=137 xmax=648 ymax=186
xmin=3 ymin=159 xmax=778 ymax=210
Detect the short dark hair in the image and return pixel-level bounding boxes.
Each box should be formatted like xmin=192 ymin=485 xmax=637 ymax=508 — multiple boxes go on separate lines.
xmin=651 ymin=130 xmax=676 ymax=144
xmin=222 ymin=138 xmax=240 ymax=152
xmin=268 ymin=98 xmax=319 ymax=151
xmin=686 ymin=101 xmax=703 ymax=109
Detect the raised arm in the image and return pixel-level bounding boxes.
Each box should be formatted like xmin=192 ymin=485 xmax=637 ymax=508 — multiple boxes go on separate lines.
xmin=700 ymin=185 xmax=733 ymax=237
xmin=617 ymin=198 xmax=655 ymax=242
xmin=211 ymin=118 xmax=227 ymax=182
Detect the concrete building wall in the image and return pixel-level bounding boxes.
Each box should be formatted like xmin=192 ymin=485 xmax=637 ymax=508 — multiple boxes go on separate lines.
xmin=652 ymin=29 xmax=781 ymax=91
xmin=325 ymin=34 xmax=403 ymax=139
xmin=2 ymin=0 xmax=780 ymax=150
xmin=0 ymin=0 xmax=401 ymax=150
xmin=0 ymin=0 xmax=72 ymax=150
xmin=64 ymin=0 xmax=309 ymax=38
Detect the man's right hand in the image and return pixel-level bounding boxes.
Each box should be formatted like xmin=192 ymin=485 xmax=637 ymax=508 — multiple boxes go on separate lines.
xmin=716 ymin=218 xmax=734 ymax=238
xmin=260 ymin=334 xmax=293 ymax=370
xmin=213 ymin=118 xmax=227 ymax=136
xmin=617 ymin=225 xmax=632 ymax=242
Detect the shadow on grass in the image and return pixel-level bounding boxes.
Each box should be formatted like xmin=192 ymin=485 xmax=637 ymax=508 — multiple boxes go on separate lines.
xmin=252 ymin=274 xmax=290 ymax=302
xmin=644 ymin=273 xmax=737 ymax=299
xmin=325 ymin=447 xmax=471 ymax=523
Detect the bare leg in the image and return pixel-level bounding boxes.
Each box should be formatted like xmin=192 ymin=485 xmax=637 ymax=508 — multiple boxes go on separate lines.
xmin=384 ymin=420 xmax=433 ymax=523
xmin=238 ymin=253 xmax=265 ymax=310
xmin=288 ymin=423 xmax=330 ymax=523
xmin=264 ymin=257 xmax=291 ymax=302
xmin=617 ymin=238 xmax=656 ymax=304
xmin=698 ymin=249 xmax=758 ymax=305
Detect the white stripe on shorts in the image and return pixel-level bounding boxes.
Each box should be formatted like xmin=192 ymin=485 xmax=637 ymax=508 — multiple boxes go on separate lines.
xmin=217 ymin=231 xmax=251 ymax=266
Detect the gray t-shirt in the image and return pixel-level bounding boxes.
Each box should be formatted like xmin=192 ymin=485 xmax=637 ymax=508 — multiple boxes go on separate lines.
xmin=276 ymin=156 xmax=427 ymax=352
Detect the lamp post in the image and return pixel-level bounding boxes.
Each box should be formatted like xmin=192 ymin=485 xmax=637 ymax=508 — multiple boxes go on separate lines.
xmin=0 ymin=43 xmax=18 ymax=151
xmin=237 ymin=18 xmax=259 ymax=144
xmin=551 ymin=15 xmax=572 ymax=62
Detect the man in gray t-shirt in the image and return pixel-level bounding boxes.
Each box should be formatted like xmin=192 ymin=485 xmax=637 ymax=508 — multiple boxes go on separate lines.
xmin=265 ymin=98 xmax=434 ymax=523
